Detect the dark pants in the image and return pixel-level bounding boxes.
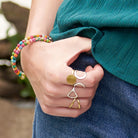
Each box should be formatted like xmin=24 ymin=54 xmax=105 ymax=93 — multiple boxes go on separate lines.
xmin=33 ymin=53 xmax=138 ymax=138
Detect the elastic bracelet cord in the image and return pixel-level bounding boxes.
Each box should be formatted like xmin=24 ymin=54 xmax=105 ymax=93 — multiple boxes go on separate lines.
xmin=11 ymin=35 xmax=53 ymax=80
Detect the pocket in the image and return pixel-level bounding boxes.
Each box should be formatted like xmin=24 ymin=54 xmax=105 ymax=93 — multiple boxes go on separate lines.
xmin=70 ymin=52 xmax=97 ymax=71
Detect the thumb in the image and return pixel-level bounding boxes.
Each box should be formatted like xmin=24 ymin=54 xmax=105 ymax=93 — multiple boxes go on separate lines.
xmin=85 ymin=65 xmax=93 ymax=72
xmin=65 ymin=37 xmax=92 ymax=65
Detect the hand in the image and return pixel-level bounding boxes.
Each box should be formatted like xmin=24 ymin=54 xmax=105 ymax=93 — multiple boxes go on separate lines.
xmin=21 ymin=36 xmax=104 ymax=118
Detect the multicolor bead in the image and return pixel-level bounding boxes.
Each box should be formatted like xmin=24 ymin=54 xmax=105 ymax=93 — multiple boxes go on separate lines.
xmin=11 ymin=34 xmax=52 ymax=80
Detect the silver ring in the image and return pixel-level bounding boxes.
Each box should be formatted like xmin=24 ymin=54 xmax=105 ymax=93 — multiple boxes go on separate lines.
xmin=67 ymin=87 xmax=78 ymax=99
xmin=74 ymin=70 xmax=87 ymax=80
xmin=74 ymin=82 xmax=85 ymax=88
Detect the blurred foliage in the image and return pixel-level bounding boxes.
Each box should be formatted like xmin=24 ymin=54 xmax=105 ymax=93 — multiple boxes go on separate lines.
xmin=7 ymin=33 xmax=24 ymax=51
xmin=7 ymin=31 xmax=23 ymax=61
xmin=6 ymin=29 xmax=35 ymax=98
xmin=18 ymin=78 xmax=35 ymax=98
xmin=0 ymin=9 xmax=2 ymax=14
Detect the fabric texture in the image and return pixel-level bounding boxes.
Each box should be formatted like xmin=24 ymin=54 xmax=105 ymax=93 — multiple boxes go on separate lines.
xmin=32 ymin=53 xmax=138 ymax=138
xmin=32 ymin=1 xmax=138 ymax=137
xmin=50 ymin=0 xmax=138 ymax=86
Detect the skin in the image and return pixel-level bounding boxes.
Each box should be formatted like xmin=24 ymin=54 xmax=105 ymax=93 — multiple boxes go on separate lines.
xmin=21 ymin=0 xmax=104 ymax=118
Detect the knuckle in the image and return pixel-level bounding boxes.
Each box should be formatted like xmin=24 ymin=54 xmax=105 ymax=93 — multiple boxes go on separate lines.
xmin=99 ymin=68 xmax=104 ymax=78
xmin=47 ymin=69 xmax=59 ymax=83
xmin=87 ymin=76 xmax=97 ymax=87
xmin=53 ymin=73 xmax=60 ymax=83
xmin=101 ymin=71 xmax=104 ymax=79
xmin=45 ymin=83 xmax=57 ymax=96
xmin=71 ymin=111 xmax=80 ymax=118
xmin=90 ymin=91 xmax=95 ymax=98
xmin=41 ymin=104 xmax=49 ymax=114
xmin=81 ymin=103 xmax=92 ymax=114
xmin=56 ymin=71 xmax=63 ymax=83
xmin=86 ymin=101 xmax=92 ymax=110
xmin=44 ymin=96 xmax=54 ymax=106
xmin=87 ymin=102 xmax=92 ymax=110
xmin=88 ymin=89 xmax=95 ymax=98
xmin=48 ymin=69 xmax=60 ymax=84
xmin=82 ymin=100 xmax=90 ymax=108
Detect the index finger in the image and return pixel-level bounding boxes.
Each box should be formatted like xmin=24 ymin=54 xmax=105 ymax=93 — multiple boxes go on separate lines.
xmin=58 ymin=64 xmax=104 ymax=87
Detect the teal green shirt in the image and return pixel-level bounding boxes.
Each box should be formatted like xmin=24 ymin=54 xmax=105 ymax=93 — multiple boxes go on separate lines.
xmin=50 ymin=0 xmax=138 ymax=86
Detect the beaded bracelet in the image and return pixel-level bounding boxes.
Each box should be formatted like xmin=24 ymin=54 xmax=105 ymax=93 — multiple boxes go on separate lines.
xmin=11 ymin=35 xmax=52 ymax=80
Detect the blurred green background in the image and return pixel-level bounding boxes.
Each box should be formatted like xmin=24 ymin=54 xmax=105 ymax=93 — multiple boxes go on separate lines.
xmin=0 ymin=0 xmax=34 ymax=99
xmin=0 ymin=1 xmax=34 ymax=138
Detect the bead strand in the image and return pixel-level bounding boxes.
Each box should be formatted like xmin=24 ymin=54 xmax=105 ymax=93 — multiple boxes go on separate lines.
xmin=11 ymin=35 xmax=52 ymax=80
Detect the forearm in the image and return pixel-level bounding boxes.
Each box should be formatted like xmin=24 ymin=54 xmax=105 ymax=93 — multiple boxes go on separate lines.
xmin=25 ymin=0 xmax=63 ymax=37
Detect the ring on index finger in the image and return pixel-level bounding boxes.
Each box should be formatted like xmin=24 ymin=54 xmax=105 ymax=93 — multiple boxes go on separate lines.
xmin=74 ymin=70 xmax=87 ymax=80
xmin=66 ymin=70 xmax=76 ymax=85
xmin=66 ymin=70 xmax=87 ymax=85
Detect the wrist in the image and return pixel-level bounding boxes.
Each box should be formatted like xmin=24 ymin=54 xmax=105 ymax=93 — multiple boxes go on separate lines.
xmin=11 ymin=35 xmax=52 ymax=80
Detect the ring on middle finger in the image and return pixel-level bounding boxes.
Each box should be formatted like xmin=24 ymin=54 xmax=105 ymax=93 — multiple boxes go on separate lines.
xmin=67 ymin=87 xmax=78 ymax=99
xmin=67 ymin=82 xmax=85 ymax=99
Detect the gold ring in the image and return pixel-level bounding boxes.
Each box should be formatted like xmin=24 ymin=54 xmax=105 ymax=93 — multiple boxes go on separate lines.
xmin=66 ymin=70 xmax=76 ymax=85
xmin=69 ymin=98 xmax=76 ymax=108
xmin=77 ymin=99 xmax=81 ymax=109
xmin=69 ymin=98 xmax=81 ymax=109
